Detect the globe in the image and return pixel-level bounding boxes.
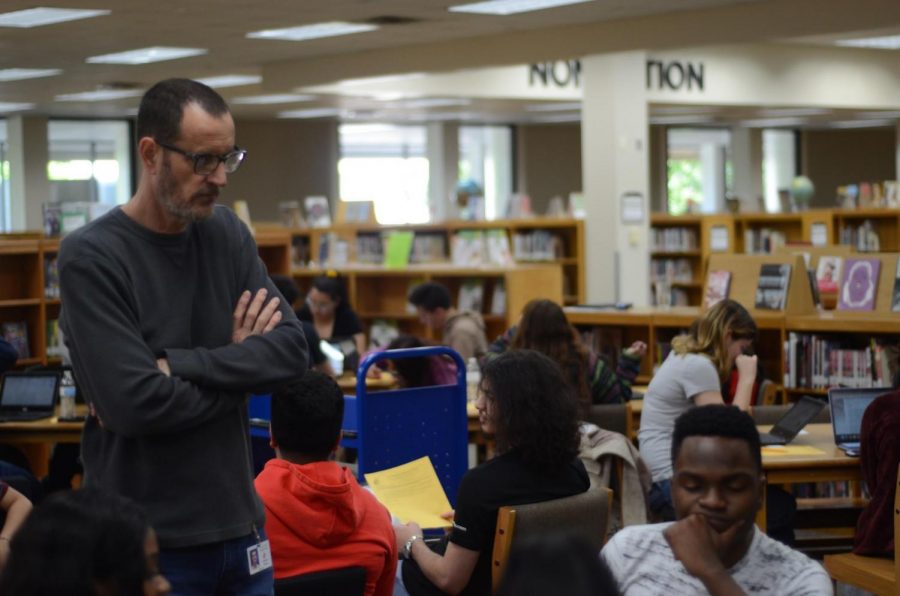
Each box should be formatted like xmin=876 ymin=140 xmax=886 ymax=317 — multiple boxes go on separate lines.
xmin=790 ymin=176 xmax=815 ymax=209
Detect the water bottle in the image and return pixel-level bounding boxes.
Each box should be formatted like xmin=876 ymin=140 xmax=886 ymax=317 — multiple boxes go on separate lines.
xmin=59 ymin=370 xmax=77 ymax=420
xmin=466 ymin=358 xmax=481 ymax=404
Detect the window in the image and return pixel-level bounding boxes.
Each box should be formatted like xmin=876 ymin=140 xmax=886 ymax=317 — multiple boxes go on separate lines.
xmin=666 ymin=128 xmax=732 ymax=215
xmin=338 ymin=124 xmax=430 ymax=225
xmin=47 ymin=120 xmax=133 ymax=206
xmin=458 ymin=126 xmax=513 ymax=220
xmin=762 ymin=130 xmax=797 ymax=212
xmin=0 ymin=120 xmax=10 ymax=231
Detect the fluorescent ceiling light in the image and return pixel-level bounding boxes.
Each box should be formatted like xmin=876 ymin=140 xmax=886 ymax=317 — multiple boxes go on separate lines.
xmin=740 ymin=117 xmax=806 ymax=128
xmin=56 ymin=89 xmax=143 ymax=102
xmin=651 ymin=106 xmax=718 ymax=116
xmin=0 ymin=7 xmax=109 ymax=28
xmin=829 ymin=119 xmax=895 ymax=129
xmin=856 ymin=110 xmax=900 ymax=119
xmin=649 ymin=115 xmax=714 ymax=125
xmin=247 ymin=21 xmax=377 ymax=42
xmin=232 ymin=93 xmax=314 ymax=105
xmin=530 ymin=113 xmax=581 ymax=123
xmin=195 ymin=74 xmax=262 ymax=88
xmin=278 ymin=108 xmax=341 ymax=119
xmin=836 ymin=35 xmax=900 ymax=50
xmin=397 ymin=98 xmax=471 ymax=109
xmin=87 ymin=47 xmax=207 ymax=65
xmin=0 ymin=68 xmax=61 ymax=82
xmin=525 ymin=101 xmax=581 ymax=112
xmin=0 ymin=102 xmax=34 ymax=112
xmin=757 ymin=107 xmax=831 ymax=117
xmin=449 ymin=0 xmax=593 ymax=15
xmin=337 ymin=72 xmax=426 ymax=87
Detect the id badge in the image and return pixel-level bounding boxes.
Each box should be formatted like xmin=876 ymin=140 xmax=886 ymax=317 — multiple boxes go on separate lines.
xmin=247 ymin=539 xmax=273 ymax=575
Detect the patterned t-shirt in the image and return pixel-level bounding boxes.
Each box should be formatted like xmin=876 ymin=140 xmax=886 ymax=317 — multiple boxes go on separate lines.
xmin=602 ymin=522 xmax=833 ymax=595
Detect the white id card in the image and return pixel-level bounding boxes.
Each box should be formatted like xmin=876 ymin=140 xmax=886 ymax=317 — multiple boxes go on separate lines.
xmin=247 ymin=539 xmax=273 ymax=575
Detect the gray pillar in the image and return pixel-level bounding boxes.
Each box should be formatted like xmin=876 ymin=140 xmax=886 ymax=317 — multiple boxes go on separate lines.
xmin=732 ymin=126 xmax=763 ymax=213
xmin=427 ymin=122 xmax=459 ymax=222
xmin=8 ymin=115 xmax=50 ymax=231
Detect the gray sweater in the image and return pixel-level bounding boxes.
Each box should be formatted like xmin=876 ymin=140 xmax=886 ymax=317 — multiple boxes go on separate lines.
xmin=59 ymin=206 xmax=308 ymax=548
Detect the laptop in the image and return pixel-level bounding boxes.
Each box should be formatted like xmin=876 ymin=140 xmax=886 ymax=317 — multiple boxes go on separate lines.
xmin=758 ymin=396 xmax=827 ymax=446
xmin=0 ymin=371 xmax=60 ymax=422
xmin=828 ymin=387 xmax=890 ymax=456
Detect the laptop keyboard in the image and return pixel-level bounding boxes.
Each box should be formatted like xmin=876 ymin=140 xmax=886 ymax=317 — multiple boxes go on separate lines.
xmin=0 ymin=411 xmax=54 ymax=423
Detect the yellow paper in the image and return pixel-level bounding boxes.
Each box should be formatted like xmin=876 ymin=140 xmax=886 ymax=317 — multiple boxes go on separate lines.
xmin=365 ymin=456 xmax=453 ymax=529
xmin=761 ymin=445 xmax=827 ymax=457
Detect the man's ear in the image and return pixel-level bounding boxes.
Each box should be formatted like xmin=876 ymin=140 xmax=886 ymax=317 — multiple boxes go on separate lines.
xmin=138 ymin=137 xmax=160 ymax=173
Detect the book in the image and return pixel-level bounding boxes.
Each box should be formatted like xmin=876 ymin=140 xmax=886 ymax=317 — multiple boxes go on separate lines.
xmin=892 ymin=258 xmax=900 ymax=313
xmin=807 ymin=269 xmax=821 ymax=309
xmin=754 ymin=264 xmax=791 ymax=310
xmin=46 ymin=319 xmax=63 ymax=358
xmin=815 ymin=256 xmax=842 ymax=294
xmin=335 ymin=200 xmax=374 ymax=224
xmin=485 ymin=230 xmax=513 ymax=266
xmin=703 ymin=270 xmax=731 ymax=309
xmin=490 ymin=280 xmax=507 ymax=316
xmin=838 ymin=257 xmax=880 ymax=311
xmin=304 ymin=196 xmax=332 ymax=228
xmin=384 ymin=231 xmax=414 ymax=269
xmin=451 ymin=231 xmax=485 ymax=267
xmin=2 ymin=321 xmax=30 ymax=359
xmin=44 ymin=257 xmax=60 ymax=299
xmin=457 ymin=279 xmax=485 ymax=313
xmin=368 ymin=319 xmax=400 ymax=350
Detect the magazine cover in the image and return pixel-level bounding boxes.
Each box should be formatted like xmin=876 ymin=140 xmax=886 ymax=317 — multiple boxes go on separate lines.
xmin=892 ymin=258 xmax=900 ymax=313
xmin=815 ymin=256 xmax=842 ymax=294
xmin=2 ymin=321 xmax=30 ymax=359
xmin=703 ymin=270 xmax=731 ymax=309
xmin=754 ymin=264 xmax=791 ymax=310
xmin=838 ymin=258 xmax=880 ymax=311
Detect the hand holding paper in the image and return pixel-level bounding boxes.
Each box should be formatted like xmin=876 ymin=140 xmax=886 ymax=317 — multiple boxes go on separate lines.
xmin=365 ymin=456 xmax=454 ymax=529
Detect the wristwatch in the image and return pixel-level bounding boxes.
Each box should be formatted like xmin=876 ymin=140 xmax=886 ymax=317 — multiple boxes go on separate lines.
xmin=402 ymin=534 xmax=421 ymax=559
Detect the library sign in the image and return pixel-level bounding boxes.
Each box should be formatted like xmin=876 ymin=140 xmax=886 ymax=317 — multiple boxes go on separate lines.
xmin=527 ymin=58 xmax=705 ymax=92
xmin=528 ymin=60 xmax=581 ymax=88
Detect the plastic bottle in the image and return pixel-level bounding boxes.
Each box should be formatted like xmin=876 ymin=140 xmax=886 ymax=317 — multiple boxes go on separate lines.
xmin=59 ymin=370 xmax=77 ymax=420
xmin=466 ymin=357 xmax=481 ymax=404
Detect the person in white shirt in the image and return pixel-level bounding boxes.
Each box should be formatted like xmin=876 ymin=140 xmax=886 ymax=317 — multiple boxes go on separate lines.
xmin=603 ymin=405 xmax=832 ymax=596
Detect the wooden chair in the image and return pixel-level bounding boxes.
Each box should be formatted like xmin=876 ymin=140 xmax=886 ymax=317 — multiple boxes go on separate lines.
xmin=823 ymin=464 xmax=899 ymax=596
xmin=491 ymin=485 xmax=612 ymax=592
xmin=585 ymin=402 xmax=632 ymax=438
xmin=273 ymin=566 xmax=367 ymax=596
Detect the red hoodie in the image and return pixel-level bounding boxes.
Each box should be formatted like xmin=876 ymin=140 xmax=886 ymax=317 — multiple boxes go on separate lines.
xmin=255 ymin=459 xmax=397 ymax=596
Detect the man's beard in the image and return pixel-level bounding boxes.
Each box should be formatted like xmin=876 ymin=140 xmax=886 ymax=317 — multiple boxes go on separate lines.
xmin=157 ymin=157 xmax=217 ymax=224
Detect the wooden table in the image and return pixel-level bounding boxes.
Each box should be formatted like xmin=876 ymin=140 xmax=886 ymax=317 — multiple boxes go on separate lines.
xmin=758 ymin=423 xmax=862 ymax=529
xmin=336 ymin=371 xmax=397 ymax=392
xmin=0 ymin=405 xmax=86 ymax=477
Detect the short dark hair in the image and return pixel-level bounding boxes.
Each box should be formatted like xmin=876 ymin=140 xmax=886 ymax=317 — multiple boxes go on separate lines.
xmin=136 ymin=78 xmax=229 ymax=145
xmin=0 ymin=488 xmax=150 ymax=595
xmin=671 ymin=405 xmax=762 ymax=472
xmin=408 ymin=282 xmax=451 ymax=311
xmin=271 ymin=371 xmax=344 ymax=459
xmin=271 ymin=274 xmax=300 ymax=308
xmin=481 ymin=350 xmax=580 ymax=473
xmin=311 ymin=274 xmax=349 ymax=306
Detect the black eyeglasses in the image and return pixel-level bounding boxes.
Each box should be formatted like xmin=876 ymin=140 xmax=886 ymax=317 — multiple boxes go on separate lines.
xmin=156 ymin=141 xmax=247 ymax=175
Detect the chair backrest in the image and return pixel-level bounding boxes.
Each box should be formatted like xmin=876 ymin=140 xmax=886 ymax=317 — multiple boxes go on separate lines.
xmin=751 ymin=403 xmax=831 ymax=426
xmin=353 ymin=346 xmax=469 ymax=505
xmin=491 ymin=485 xmax=612 ymax=591
xmin=585 ymin=403 xmax=631 ymax=438
xmin=273 ymin=566 xmax=367 ymax=596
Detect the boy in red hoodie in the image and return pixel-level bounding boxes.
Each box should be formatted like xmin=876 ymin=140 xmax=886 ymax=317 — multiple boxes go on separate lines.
xmin=255 ymin=372 xmax=397 ymax=595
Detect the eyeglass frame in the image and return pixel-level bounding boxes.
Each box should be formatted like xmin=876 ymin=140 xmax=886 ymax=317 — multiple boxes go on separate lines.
xmin=305 ymin=295 xmax=336 ymax=313
xmin=156 ymin=141 xmax=247 ymax=175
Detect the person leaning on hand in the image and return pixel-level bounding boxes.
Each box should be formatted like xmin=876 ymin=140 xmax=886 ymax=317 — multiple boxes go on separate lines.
xmin=58 ymin=78 xmax=308 ymax=595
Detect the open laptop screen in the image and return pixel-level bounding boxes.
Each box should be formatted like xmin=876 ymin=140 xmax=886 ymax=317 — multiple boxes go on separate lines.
xmin=829 ymin=387 xmax=889 ymax=443
xmin=0 ymin=373 xmax=59 ymax=410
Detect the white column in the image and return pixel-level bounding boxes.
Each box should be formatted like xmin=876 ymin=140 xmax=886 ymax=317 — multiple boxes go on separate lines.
xmin=581 ymin=51 xmax=650 ymax=304
xmin=895 ymin=122 xmax=900 ymax=180
xmin=427 ymin=122 xmax=459 ymax=222
xmin=7 ymin=115 xmax=50 ymax=231
xmin=732 ymin=126 xmax=763 ymax=212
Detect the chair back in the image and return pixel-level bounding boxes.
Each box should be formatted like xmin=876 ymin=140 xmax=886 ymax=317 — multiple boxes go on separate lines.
xmin=273 ymin=566 xmax=366 ymax=596
xmin=585 ymin=403 xmax=631 ymax=437
xmin=491 ymin=485 xmax=612 ymax=591
xmin=348 ymin=346 xmax=468 ymax=505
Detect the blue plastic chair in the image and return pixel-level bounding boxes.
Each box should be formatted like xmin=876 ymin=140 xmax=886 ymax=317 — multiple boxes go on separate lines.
xmin=345 ymin=346 xmax=468 ymax=506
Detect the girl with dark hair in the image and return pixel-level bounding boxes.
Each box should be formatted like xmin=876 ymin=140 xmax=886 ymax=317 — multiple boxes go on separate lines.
xmin=639 ymin=299 xmax=758 ymax=520
xmin=296 ymin=273 xmax=366 ymax=357
xmin=396 ymin=350 xmax=590 ymax=596
xmin=485 ymin=299 xmax=646 ymax=410
xmin=0 ymin=488 xmax=170 ymax=596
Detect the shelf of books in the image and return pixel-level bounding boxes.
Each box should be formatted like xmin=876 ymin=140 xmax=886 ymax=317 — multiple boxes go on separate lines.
xmin=832 ymin=208 xmax=900 ymax=252
xmin=649 ymin=214 xmax=706 ymax=307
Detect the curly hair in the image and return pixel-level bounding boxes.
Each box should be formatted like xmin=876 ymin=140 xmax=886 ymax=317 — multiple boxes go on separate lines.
xmin=271 ymin=371 xmax=344 ymax=459
xmin=511 ymin=299 xmax=590 ymax=411
xmin=671 ymin=404 xmax=762 ymax=472
xmin=408 ymin=282 xmax=451 ymax=312
xmin=671 ymin=299 xmax=757 ymax=380
xmin=480 ymin=350 xmax=580 ymax=474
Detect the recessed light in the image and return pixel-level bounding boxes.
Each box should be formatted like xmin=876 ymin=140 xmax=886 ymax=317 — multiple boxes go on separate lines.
xmin=0 ymin=7 xmax=109 ymax=28
xmin=0 ymin=102 xmax=35 ymax=113
xmin=449 ymin=0 xmax=593 ymax=16
xmin=195 ymin=74 xmax=262 ymax=88
xmin=232 ymin=94 xmax=314 ymax=105
xmin=278 ymin=108 xmax=341 ymax=119
xmin=56 ymin=89 xmax=143 ymax=102
xmin=836 ymin=35 xmax=900 ymax=50
xmin=525 ymin=101 xmax=582 ymax=112
xmin=247 ymin=22 xmax=377 ymax=42
xmin=0 ymin=68 xmax=61 ymax=82
xmin=86 ymin=47 xmax=207 ymax=65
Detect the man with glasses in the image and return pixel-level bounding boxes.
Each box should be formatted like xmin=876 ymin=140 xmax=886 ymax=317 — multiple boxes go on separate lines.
xmin=59 ymin=78 xmax=308 ymax=594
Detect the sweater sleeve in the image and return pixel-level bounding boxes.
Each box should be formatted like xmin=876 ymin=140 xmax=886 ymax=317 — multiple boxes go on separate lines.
xmin=163 ymin=229 xmax=309 ymax=393
xmin=60 ymin=255 xmax=242 ymax=438
xmin=588 ymin=350 xmax=640 ymax=405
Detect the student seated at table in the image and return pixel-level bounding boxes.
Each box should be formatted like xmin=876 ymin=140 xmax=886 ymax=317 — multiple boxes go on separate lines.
xmin=297 ymin=273 xmax=366 ymax=360
xmin=484 ymin=299 xmax=646 ymax=409
xmin=0 ymin=479 xmax=31 ymax=571
xmin=603 ymin=405 xmax=831 ymax=596
xmin=254 ymin=371 xmax=396 ymax=596
xmin=270 ymin=274 xmax=331 ymax=375
xmin=375 ymin=334 xmax=457 ymax=388
xmin=853 ymin=389 xmax=900 ymax=556
xmin=408 ymin=282 xmax=487 ymax=362
xmin=395 ymin=350 xmax=590 ymax=596
xmin=0 ymin=487 xmax=170 ymax=595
